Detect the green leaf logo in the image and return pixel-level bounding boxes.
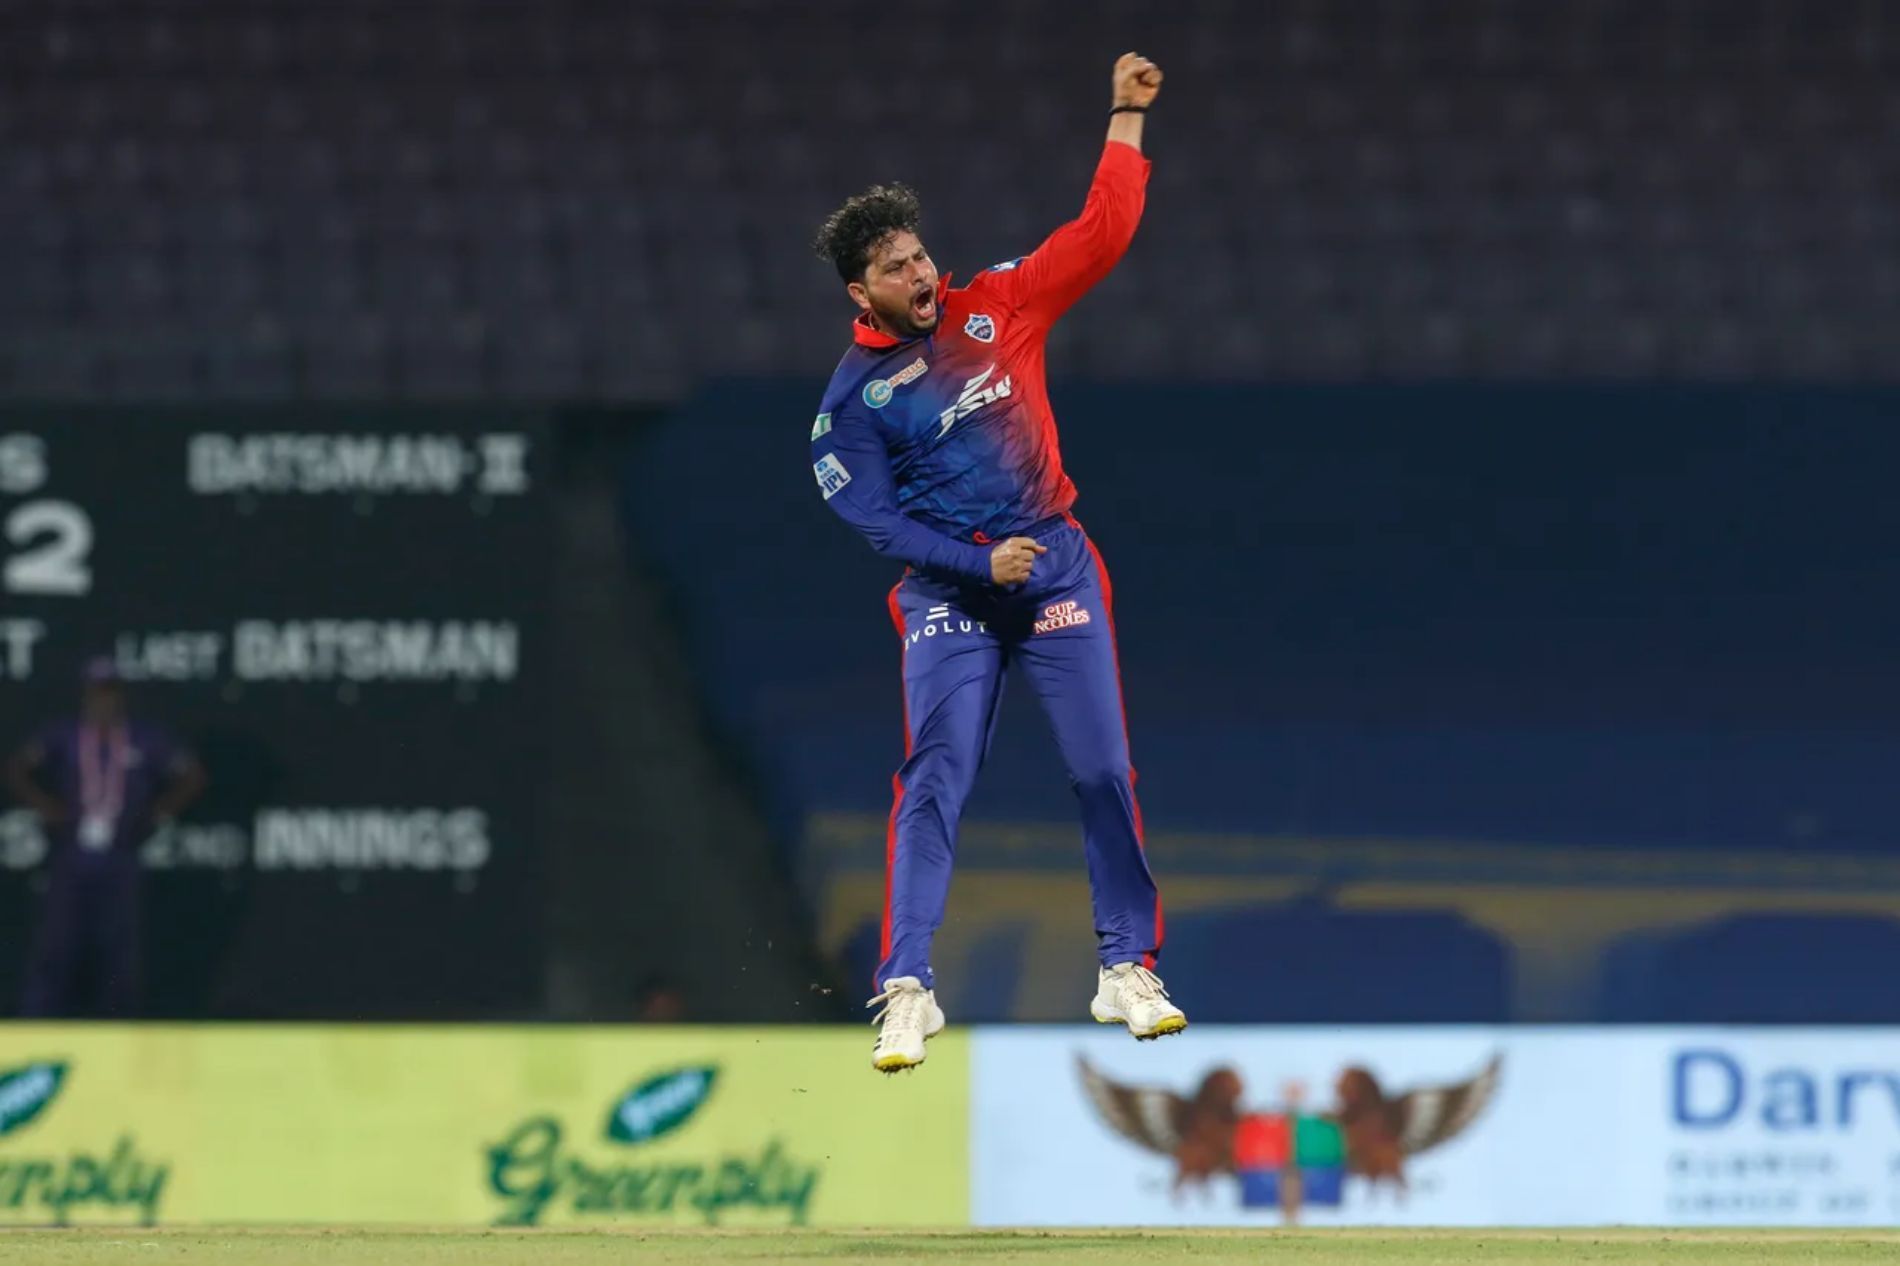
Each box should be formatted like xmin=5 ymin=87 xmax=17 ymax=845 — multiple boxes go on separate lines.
xmin=604 ymin=1066 xmax=717 ymax=1146
xmin=0 ymin=1062 xmax=66 ymax=1138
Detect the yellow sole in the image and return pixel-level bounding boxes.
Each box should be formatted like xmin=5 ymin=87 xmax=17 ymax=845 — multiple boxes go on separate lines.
xmin=1097 ymin=1012 xmax=1189 ymax=1039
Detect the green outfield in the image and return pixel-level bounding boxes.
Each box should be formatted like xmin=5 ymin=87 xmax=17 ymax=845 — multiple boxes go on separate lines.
xmin=3 ymin=1229 xmax=1898 ymax=1265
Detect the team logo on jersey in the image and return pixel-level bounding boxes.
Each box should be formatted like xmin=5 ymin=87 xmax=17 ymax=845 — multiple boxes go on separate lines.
xmin=862 ymin=357 xmax=929 ymax=409
xmin=964 ymin=313 xmax=996 ymax=343
xmin=813 ymin=453 xmax=851 ymax=500
xmin=810 ymin=412 xmax=832 ymax=440
xmin=938 ymin=365 xmax=1014 ymax=437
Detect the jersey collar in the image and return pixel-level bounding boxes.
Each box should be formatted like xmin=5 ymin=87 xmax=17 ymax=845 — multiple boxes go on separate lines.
xmin=851 ymin=275 xmax=953 ymax=348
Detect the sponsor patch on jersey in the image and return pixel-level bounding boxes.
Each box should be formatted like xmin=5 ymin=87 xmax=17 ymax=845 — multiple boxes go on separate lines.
xmin=987 ymin=257 xmax=1024 ymax=272
xmin=810 ymin=412 xmax=832 ymax=440
xmin=938 ymin=364 xmax=1013 ymax=436
xmin=904 ymin=604 xmax=990 ymax=645
xmin=863 ymin=356 xmax=929 ymax=409
xmin=813 ymin=453 xmax=851 ymax=499
xmin=964 ymin=313 xmax=995 ymax=343
xmin=1033 ymin=600 xmax=1093 ymax=635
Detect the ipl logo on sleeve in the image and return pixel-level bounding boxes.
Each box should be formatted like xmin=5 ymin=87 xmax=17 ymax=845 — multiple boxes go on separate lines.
xmin=813 ymin=454 xmax=851 ymax=500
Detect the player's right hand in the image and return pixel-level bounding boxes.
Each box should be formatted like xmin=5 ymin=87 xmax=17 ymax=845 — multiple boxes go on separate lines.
xmin=990 ymin=537 xmax=1048 ymax=585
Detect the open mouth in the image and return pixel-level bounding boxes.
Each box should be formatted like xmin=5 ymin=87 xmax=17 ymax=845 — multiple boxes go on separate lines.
xmin=911 ymin=289 xmax=937 ymax=324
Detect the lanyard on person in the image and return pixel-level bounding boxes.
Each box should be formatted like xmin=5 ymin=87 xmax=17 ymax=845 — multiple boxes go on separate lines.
xmin=77 ymin=724 xmax=129 ymax=851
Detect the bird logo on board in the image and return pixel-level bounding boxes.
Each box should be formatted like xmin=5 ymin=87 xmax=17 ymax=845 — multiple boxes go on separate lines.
xmin=1077 ymin=1052 xmax=1501 ymax=1223
xmin=964 ymin=313 xmax=996 ymax=343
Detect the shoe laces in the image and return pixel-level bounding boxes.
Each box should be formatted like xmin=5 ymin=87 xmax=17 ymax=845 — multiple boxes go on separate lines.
xmin=867 ymin=982 xmax=928 ymax=1034
xmin=1117 ymin=964 xmax=1170 ymax=1003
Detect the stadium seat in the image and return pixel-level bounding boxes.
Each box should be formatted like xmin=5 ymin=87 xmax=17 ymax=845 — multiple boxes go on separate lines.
xmin=1158 ymin=904 xmax=1512 ymax=1023
xmin=0 ymin=0 xmax=1895 ymax=394
xmin=1599 ymin=913 xmax=1900 ymax=1023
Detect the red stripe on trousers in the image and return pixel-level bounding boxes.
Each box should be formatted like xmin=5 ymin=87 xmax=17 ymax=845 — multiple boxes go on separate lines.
xmin=881 ymin=579 xmax=912 ymax=984
xmin=1080 ymin=526 xmax=1165 ymax=970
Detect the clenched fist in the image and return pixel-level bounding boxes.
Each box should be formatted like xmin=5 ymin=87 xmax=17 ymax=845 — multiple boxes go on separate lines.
xmin=990 ymin=536 xmax=1048 ymax=586
xmin=1112 ymin=52 xmax=1163 ymax=109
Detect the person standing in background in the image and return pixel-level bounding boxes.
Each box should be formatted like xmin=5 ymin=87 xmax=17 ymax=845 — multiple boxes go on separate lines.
xmin=4 ymin=657 xmax=206 ymax=1017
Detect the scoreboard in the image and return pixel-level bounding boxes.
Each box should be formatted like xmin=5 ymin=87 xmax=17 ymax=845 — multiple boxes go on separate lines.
xmin=0 ymin=412 xmax=552 ymax=1018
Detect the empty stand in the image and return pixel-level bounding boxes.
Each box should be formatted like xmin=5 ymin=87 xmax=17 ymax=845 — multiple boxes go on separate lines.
xmin=1600 ymin=913 xmax=1900 ymax=1023
xmin=5 ymin=0 xmax=1900 ymax=396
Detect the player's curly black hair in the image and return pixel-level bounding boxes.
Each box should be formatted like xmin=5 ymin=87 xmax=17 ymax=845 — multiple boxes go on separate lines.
xmin=812 ymin=183 xmax=923 ymax=283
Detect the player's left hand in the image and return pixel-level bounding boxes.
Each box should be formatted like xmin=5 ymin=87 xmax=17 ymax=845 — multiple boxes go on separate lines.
xmin=1112 ymin=52 xmax=1163 ymax=109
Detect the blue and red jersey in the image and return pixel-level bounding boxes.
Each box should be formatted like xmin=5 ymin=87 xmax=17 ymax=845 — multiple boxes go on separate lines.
xmin=24 ymin=718 xmax=189 ymax=863
xmin=810 ymin=141 xmax=1151 ymax=585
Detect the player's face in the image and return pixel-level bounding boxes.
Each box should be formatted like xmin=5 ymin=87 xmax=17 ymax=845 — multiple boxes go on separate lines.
xmin=81 ymin=682 xmax=125 ymax=724
xmin=849 ymin=230 xmax=940 ymax=338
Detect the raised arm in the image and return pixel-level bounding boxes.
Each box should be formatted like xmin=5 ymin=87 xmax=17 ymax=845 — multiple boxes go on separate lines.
xmin=1104 ymin=51 xmax=1161 ymax=155
xmin=981 ymin=53 xmax=1164 ymax=329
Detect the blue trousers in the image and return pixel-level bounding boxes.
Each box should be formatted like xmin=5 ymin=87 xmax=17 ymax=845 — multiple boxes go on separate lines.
xmin=877 ymin=515 xmax=1162 ymax=989
xmin=21 ymin=860 xmax=142 ymax=1018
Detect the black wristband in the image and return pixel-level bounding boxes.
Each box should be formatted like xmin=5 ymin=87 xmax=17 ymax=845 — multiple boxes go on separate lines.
xmin=1110 ymin=105 xmax=1148 ymax=116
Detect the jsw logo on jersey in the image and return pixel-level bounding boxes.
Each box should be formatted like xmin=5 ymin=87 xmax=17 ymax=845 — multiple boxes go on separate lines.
xmin=938 ymin=366 xmax=1013 ymax=437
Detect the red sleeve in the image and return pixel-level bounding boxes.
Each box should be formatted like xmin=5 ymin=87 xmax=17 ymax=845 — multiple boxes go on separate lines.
xmin=975 ymin=140 xmax=1150 ymax=330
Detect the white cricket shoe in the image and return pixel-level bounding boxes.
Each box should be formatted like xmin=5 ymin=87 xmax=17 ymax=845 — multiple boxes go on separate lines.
xmin=867 ymin=976 xmax=946 ymax=1073
xmin=1090 ymin=962 xmax=1187 ymax=1040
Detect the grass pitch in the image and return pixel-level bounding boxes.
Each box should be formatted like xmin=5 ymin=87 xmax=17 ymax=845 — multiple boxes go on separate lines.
xmin=2 ymin=1228 xmax=1898 ymax=1265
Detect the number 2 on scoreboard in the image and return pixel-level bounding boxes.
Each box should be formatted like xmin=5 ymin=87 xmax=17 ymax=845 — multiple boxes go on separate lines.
xmin=3 ymin=500 xmax=93 ymax=596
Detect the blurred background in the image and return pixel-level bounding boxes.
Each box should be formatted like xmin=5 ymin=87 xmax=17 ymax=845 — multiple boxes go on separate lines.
xmin=5 ymin=0 xmax=1900 ymax=1030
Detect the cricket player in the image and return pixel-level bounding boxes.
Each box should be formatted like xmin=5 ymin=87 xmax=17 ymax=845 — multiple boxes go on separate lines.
xmin=810 ymin=53 xmax=1184 ymax=1072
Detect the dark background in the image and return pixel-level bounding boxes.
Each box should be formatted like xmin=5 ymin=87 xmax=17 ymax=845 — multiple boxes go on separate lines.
xmin=635 ymin=382 xmax=1900 ymax=851
xmin=4 ymin=0 xmax=1900 ymax=1025
xmin=0 ymin=413 xmax=551 ymax=1017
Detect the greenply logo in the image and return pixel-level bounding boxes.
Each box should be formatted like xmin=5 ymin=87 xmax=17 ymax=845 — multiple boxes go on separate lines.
xmin=0 ymin=1061 xmax=170 ymax=1225
xmin=0 ymin=1062 xmax=64 ymax=1137
xmin=486 ymin=1064 xmax=819 ymax=1227
xmin=605 ymin=1066 xmax=717 ymax=1144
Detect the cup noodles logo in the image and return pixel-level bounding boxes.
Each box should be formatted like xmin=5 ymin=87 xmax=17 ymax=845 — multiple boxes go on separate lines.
xmin=1033 ymin=601 xmax=1092 ymax=635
